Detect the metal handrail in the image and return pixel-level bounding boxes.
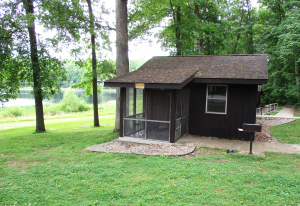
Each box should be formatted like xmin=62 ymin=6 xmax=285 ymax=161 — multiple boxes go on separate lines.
xmin=257 ymin=103 xmax=278 ymax=115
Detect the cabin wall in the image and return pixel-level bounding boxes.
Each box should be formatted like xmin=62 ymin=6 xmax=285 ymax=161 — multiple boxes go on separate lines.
xmin=189 ymin=83 xmax=258 ymax=141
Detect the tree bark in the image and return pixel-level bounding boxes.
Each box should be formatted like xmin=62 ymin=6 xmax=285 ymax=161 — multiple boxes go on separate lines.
xmin=199 ymin=37 xmax=204 ymax=54
xmin=24 ymin=0 xmax=45 ymax=132
xmin=175 ymin=6 xmax=181 ymax=56
xmin=86 ymin=0 xmax=99 ymax=127
xmin=295 ymin=52 xmax=299 ymax=86
xmin=194 ymin=1 xmax=206 ymax=54
xmin=246 ymin=0 xmax=253 ymax=54
xmin=115 ymin=0 xmax=129 ymax=132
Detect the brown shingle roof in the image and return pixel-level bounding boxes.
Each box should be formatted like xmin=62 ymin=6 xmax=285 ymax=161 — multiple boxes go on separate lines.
xmin=105 ymin=55 xmax=268 ymax=88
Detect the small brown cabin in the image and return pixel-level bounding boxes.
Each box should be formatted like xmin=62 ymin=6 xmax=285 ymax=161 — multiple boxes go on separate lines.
xmin=104 ymin=55 xmax=268 ymax=143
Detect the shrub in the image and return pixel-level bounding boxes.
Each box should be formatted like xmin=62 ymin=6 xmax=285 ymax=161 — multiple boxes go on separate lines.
xmin=60 ymin=89 xmax=90 ymax=113
xmin=44 ymin=103 xmax=62 ymax=116
xmin=98 ymin=102 xmax=116 ymax=114
xmin=3 ymin=106 xmax=23 ymax=117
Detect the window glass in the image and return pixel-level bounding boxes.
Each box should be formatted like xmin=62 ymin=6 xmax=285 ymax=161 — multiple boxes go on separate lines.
xmin=207 ymin=86 xmax=226 ymax=99
xmin=206 ymin=85 xmax=227 ymax=114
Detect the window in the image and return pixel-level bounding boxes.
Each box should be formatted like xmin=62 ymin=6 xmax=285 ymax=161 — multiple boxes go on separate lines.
xmin=206 ymin=85 xmax=227 ymax=114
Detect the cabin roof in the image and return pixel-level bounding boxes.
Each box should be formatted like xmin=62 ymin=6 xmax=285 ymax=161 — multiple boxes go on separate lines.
xmin=105 ymin=55 xmax=268 ymax=89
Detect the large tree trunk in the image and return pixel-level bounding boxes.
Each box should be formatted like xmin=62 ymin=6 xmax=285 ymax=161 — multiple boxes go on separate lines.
xmin=246 ymin=0 xmax=253 ymax=54
xmin=24 ymin=0 xmax=45 ymax=132
xmin=175 ymin=6 xmax=181 ymax=56
xmin=86 ymin=0 xmax=99 ymax=127
xmin=199 ymin=37 xmax=204 ymax=54
xmin=295 ymin=52 xmax=299 ymax=86
xmin=114 ymin=0 xmax=129 ymax=132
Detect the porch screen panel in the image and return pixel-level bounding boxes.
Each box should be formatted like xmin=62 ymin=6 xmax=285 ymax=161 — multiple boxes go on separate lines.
xmin=181 ymin=118 xmax=188 ymax=136
xmin=136 ymin=89 xmax=145 ymax=119
xmin=124 ymin=120 xmax=145 ymax=138
xmin=175 ymin=119 xmax=181 ymax=140
xmin=125 ymin=88 xmax=134 ymax=117
xmin=176 ymin=90 xmax=182 ymax=119
xmin=147 ymin=89 xmax=171 ymax=121
xmin=182 ymin=88 xmax=189 ymax=118
xmin=147 ymin=122 xmax=169 ymax=141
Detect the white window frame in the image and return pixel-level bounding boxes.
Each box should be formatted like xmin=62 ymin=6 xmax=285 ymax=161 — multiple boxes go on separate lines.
xmin=206 ymin=84 xmax=228 ymax=114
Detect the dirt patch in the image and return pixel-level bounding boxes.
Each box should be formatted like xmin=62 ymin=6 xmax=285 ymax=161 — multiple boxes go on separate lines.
xmin=71 ymin=125 xmax=92 ymax=129
xmin=254 ymin=122 xmax=277 ymax=143
xmin=238 ymin=151 xmax=265 ymax=156
xmin=181 ymin=147 xmax=222 ymax=158
xmin=7 ymin=161 xmax=38 ymax=172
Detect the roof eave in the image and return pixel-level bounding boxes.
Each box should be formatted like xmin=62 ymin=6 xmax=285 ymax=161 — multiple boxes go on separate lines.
xmin=104 ymin=73 xmax=196 ymax=89
xmin=192 ymin=78 xmax=268 ymax=85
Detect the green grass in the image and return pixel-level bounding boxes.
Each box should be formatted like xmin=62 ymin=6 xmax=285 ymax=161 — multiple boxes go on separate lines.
xmin=263 ymin=107 xmax=283 ymax=115
xmin=264 ymin=111 xmax=278 ymax=115
xmin=294 ymin=107 xmax=300 ymax=117
xmin=269 ymin=119 xmax=300 ymax=144
xmin=0 ymin=102 xmax=116 ymax=124
xmin=1 ymin=119 xmax=300 ymax=205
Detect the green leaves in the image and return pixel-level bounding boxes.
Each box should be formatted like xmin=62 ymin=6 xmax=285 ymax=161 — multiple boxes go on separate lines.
xmin=71 ymin=58 xmax=115 ymax=96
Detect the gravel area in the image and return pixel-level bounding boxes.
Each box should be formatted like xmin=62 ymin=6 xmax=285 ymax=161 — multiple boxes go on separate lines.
xmin=87 ymin=139 xmax=195 ymax=156
xmin=88 ymin=118 xmax=296 ymax=155
xmin=258 ymin=118 xmax=295 ymax=126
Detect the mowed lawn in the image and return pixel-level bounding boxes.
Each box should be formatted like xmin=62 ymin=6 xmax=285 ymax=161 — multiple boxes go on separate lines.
xmin=1 ymin=118 xmax=300 ymax=205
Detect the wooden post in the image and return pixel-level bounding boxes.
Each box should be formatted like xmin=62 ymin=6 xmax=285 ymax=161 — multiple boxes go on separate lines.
xmin=170 ymin=90 xmax=177 ymax=143
xmin=120 ymin=87 xmax=125 ymax=137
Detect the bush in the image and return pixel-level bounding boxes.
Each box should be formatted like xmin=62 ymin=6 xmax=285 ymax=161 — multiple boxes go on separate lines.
xmin=44 ymin=103 xmax=62 ymax=116
xmin=98 ymin=102 xmax=116 ymax=114
xmin=60 ymin=89 xmax=90 ymax=113
xmin=3 ymin=106 xmax=23 ymax=117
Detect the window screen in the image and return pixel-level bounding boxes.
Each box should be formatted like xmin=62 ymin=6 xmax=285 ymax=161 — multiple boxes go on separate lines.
xmin=206 ymin=85 xmax=227 ymax=114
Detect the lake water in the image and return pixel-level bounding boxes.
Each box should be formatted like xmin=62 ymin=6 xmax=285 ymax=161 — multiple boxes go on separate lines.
xmin=2 ymin=89 xmax=116 ymax=107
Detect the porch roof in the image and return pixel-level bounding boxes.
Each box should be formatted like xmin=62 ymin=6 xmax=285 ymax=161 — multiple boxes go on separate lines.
xmin=104 ymin=55 xmax=268 ymax=89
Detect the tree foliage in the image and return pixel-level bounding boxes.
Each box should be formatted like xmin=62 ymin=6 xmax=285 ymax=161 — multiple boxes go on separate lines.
xmin=71 ymin=58 xmax=115 ymax=96
xmin=129 ymin=0 xmax=300 ymax=105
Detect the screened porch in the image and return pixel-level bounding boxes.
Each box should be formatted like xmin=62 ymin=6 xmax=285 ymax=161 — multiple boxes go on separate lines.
xmin=122 ymin=87 xmax=189 ymax=142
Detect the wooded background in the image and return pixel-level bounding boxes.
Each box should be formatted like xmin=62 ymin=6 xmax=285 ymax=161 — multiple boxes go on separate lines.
xmin=1 ymin=0 xmax=299 ymax=131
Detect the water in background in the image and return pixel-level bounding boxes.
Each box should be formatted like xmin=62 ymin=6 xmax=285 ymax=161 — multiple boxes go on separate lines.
xmin=3 ymin=89 xmax=116 ymax=107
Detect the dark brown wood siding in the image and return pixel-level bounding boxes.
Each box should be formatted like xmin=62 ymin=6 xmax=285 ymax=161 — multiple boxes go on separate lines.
xmin=188 ymin=83 xmax=257 ymax=141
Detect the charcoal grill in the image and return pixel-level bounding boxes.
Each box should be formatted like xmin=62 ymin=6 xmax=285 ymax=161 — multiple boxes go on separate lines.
xmin=238 ymin=123 xmax=262 ymax=154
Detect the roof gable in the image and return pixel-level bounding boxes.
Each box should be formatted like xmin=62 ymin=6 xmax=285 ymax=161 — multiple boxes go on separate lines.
xmin=105 ymin=55 xmax=268 ymax=89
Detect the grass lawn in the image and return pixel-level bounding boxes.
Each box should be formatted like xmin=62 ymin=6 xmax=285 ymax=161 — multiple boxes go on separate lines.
xmin=269 ymin=119 xmax=300 ymax=144
xmin=1 ymin=118 xmax=300 ymax=205
xmin=294 ymin=107 xmax=300 ymax=117
xmin=263 ymin=107 xmax=283 ymax=116
xmin=0 ymin=102 xmax=116 ymax=124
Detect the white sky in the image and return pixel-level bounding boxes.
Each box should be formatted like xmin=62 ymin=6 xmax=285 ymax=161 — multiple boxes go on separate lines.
xmin=49 ymin=0 xmax=261 ymax=61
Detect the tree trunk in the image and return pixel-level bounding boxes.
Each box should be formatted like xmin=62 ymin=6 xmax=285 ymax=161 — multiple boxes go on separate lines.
xmin=246 ymin=0 xmax=253 ymax=54
xmin=295 ymin=52 xmax=299 ymax=86
xmin=199 ymin=37 xmax=204 ymax=54
xmin=86 ymin=0 xmax=99 ymax=127
xmin=175 ymin=6 xmax=181 ymax=56
xmin=24 ymin=0 xmax=45 ymax=132
xmin=233 ymin=33 xmax=240 ymax=54
xmin=115 ymin=0 xmax=129 ymax=132
xmin=194 ymin=2 xmax=205 ymax=54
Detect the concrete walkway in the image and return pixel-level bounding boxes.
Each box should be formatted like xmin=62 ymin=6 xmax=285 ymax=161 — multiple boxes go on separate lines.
xmin=176 ymin=136 xmax=300 ymax=155
xmin=257 ymin=107 xmax=300 ymax=119
xmin=275 ymin=107 xmax=294 ymax=118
